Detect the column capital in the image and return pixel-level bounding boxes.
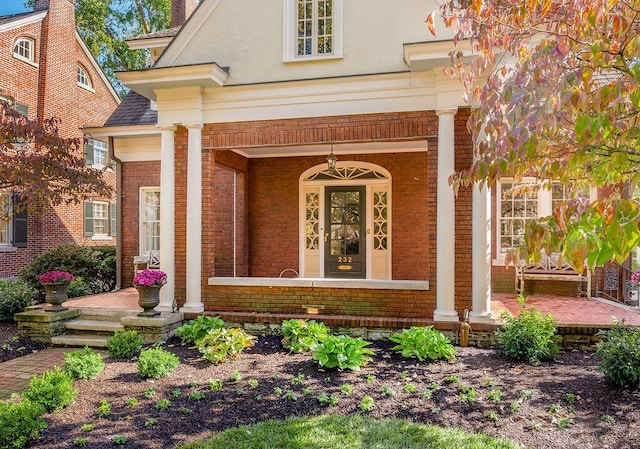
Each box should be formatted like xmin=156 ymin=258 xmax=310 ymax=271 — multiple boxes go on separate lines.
xmin=436 ymin=108 xmax=458 ymax=117
xmin=156 ymin=124 xmax=177 ymax=131
xmin=184 ymin=123 xmax=204 ymax=130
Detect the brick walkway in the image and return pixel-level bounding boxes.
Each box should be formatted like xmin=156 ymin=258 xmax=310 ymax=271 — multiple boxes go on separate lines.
xmin=0 ymin=347 xmax=71 ymax=400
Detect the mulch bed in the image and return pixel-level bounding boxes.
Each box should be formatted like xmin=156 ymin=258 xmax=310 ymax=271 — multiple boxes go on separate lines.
xmin=1 ymin=323 xmax=639 ymax=449
xmin=0 ymin=322 xmax=48 ymax=362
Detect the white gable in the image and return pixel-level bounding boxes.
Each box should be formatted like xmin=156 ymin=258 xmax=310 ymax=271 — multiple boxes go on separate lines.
xmin=156 ymin=0 xmax=452 ymax=85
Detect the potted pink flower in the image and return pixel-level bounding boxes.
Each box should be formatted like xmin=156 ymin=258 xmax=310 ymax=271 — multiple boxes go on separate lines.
xmin=39 ymin=270 xmax=75 ymax=312
xmin=132 ymin=269 xmax=167 ymax=317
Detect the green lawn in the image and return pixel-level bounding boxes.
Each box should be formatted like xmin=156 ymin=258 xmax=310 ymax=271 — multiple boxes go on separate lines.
xmin=179 ymin=414 xmax=519 ymax=449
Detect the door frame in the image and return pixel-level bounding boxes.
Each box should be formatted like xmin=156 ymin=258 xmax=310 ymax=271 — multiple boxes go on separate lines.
xmin=299 ymin=161 xmax=391 ymax=279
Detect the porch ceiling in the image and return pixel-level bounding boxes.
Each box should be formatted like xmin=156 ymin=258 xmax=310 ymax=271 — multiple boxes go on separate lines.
xmin=229 ymin=140 xmax=428 ymax=159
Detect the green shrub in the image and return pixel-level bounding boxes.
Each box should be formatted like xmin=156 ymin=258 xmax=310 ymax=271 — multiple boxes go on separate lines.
xmin=23 ymin=366 xmax=77 ymax=412
xmin=20 ymin=244 xmax=116 ymax=296
xmin=106 ymin=330 xmax=143 ymax=359
xmin=596 ymin=325 xmax=640 ymax=389
xmin=64 ymin=347 xmax=104 ymax=380
xmin=390 ymin=326 xmax=456 ymax=361
xmin=495 ymin=296 xmax=561 ymax=363
xmin=312 ymin=335 xmax=375 ymax=371
xmin=281 ymin=319 xmax=329 ymax=353
xmin=67 ymin=277 xmax=91 ymax=299
xmin=0 ymin=399 xmax=47 ymax=449
xmin=0 ymin=279 xmax=37 ymax=321
xmin=175 ymin=315 xmax=225 ymax=345
xmin=137 ymin=347 xmax=180 ymax=379
xmin=197 ymin=328 xmax=256 ymax=364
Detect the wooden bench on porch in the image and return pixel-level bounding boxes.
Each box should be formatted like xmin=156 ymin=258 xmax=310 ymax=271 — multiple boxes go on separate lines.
xmin=515 ymin=253 xmax=592 ymax=299
xmin=133 ymin=250 xmax=160 ymax=273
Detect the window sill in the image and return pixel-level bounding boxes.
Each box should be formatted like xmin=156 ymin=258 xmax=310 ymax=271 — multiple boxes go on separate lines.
xmin=91 ymin=235 xmax=113 ymax=241
xmin=78 ymin=83 xmax=95 ymax=93
xmin=282 ymin=53 xmax=343 ymax=63
xmin=0 ymin=246 xmax=18 ymax=253
xmin=13 ymin=54 xmax=38 ymax=68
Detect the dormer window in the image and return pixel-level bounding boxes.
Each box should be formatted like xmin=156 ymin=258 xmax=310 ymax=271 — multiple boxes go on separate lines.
xmin=77 ymin=65 xmax=93 ymax=91
xmin=284 ymin=0 xmax=342 ymax=62
xmin=13 ymin=38 xmax=34 ymax=63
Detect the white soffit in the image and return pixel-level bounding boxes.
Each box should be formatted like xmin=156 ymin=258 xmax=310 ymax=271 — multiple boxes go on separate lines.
xmin=229 ymin=140 xmax=429 ymax=159
xmin=118 ymin=63 xmax=229 ymax=100
xmin=403 ymin=40 xmax=473 ymax=72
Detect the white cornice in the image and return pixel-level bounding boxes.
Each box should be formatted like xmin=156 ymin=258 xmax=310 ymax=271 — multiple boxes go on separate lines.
xmin=0 ymin=11 xmax=46 ymax=32
xmin=127 ymin=36 xmax=173 ymax=50
xmin=403 ymin=40 xmax=473 ymax=72
xmin=83 ymin=125 xmax=160 ymax=138
xmin=118 ymin=63 xmax=229 ymax=100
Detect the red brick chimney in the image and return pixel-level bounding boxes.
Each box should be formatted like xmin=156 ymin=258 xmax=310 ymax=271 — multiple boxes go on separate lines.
xmin=34 ymin=0 xmax=51 ymax=10
xmin=171 ymin=0 xmax=198 ymax=28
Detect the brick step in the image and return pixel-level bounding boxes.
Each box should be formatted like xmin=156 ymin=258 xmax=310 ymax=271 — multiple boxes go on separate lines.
xmin=51 ymin=334 xmax=110 ymax=348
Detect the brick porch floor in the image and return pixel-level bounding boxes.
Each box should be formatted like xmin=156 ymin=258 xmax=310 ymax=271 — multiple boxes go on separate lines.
xmin=63 ymin=288 xmax=640 ymax=326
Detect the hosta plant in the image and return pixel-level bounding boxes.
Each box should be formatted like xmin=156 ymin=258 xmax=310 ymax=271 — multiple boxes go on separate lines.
xmin=390 ymin=326 xmax=456 ymax=361
xmin=176 ymin=315 xmax=225 ymax=345
xmin=311 ymin=335 xmax=374 ymax=371
xmin=281 ymin=319 xmax=329 ymax=353
xmin=197 ymin=327 xmax=256 ymax=364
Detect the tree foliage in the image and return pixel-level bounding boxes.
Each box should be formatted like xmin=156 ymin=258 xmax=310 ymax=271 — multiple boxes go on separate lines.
xmin=0 ymin=102 xmax=113 ymax=213
xmin=26 ymin=0 xmax=171 ymax=95
xmin=430 ymin=0 xmax=640 ymax=269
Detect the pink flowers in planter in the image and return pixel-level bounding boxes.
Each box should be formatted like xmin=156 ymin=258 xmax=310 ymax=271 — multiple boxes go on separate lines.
xmin=632 ymin=269 xmax=640 ymax=284
xmin=39 ymin=270 xmax=74 ymax=284
xmin=133 ymin=269 xmax=167 ymax=287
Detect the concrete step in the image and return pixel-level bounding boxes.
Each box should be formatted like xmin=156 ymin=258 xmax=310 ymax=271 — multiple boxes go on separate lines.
xmin=51 ymin=334 xmax=110 ymax=348
xmin=65 ymin=319 xmax=124 ymax=333
xmin=75 ymin=308 xmax=139 ymax=321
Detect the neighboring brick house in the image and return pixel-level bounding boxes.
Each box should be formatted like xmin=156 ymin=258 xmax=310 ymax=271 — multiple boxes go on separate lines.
xmin=0 ymin=0 xmax=120 ymax=278
xmin=87 ymin=0 xmax=498 ymax=327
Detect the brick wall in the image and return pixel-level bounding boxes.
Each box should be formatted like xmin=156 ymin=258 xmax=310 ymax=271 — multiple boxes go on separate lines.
xmin=165 ymin=110 xmax=476 ymax=318
xmin=0 ymin=0 xmax=119 ymax=277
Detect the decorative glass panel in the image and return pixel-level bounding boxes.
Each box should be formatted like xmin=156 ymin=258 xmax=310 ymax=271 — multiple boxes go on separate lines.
xmin=305 ymin=192 xmax=319 ymax=250
xmin=373 ymin=192 xmax=388 ymax=250
xmin=142 ymin=190 xmax=160 ymax=252
xmin=305 ymin=166 xmax=388 ymax=181
xmin=329 ymin=191 xmax=360 ymax=256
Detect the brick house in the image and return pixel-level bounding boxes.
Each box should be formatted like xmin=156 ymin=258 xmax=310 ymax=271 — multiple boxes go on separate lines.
xmin=0 ymin=0 xmax=120 ymax=278
xmin=88 ymin=0 xmax=502 ymax=326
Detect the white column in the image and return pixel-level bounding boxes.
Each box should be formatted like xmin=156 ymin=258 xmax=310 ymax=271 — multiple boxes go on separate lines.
xmin=470 ymin=181 xmax=495 ymax=323
xmin=434 ymin=109 xmax=459 ymax=322
xmin=181 ymin=123 xmax=205 ymax=313
xmin=157 ymin=125 xmax=176 ymax=312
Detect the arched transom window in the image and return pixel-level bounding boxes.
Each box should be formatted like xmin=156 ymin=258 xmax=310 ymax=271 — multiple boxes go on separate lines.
xmin=13 ymin=37 xmax=34 ymax=63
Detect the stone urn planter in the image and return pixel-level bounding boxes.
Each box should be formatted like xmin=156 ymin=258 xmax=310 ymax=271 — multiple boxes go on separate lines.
xmin=135 ymin=285 xmax=162 ymax=317
xmin=39 ymin=270 xmax=74 ymax=313
xmin=133 ymin=269 xmax=168 ymax=317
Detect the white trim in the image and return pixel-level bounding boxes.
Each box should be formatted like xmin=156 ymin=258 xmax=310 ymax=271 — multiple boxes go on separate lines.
xmin=283 ymin=0 xmax=343 ymax=62
xmin=13 ymin=37 xmax=35 ymax=64
xmin=208 ymin=277 xmax=428 ymax=290
xmin=139 ymin=187 xmax=161 ymax=256
xmin=232 ymin=140 xmax=428 ymax=159
xmin=299 ymin=161 xmax=392 ymax=280
xmin=127 ymin=36 xmax=174 ymax=51
xmin=0 ymin=12 xmax=46 ymax=32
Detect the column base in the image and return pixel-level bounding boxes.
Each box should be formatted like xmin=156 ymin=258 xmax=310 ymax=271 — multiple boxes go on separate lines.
xmin=180 ymin=303 xmax=204 ymax=314
xmin=433 ymin=309 xmax=459 ymax=322
xmin=469 ymin=311 xmax=496 ymax=324
xmin=155 ymin=304 xmax=176 ymax=313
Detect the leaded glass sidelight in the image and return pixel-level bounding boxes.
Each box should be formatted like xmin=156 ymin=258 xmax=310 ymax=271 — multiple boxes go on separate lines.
xmin=373 ymin=191 xmax=388 ymax=250
xmin=305 ymin=192 xmax=320 ymax=250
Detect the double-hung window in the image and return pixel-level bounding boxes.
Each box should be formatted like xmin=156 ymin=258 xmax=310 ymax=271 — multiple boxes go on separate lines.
xmin=496 ymin=179 xmax=592 ymax=259
xmin=84 ymin=138 xmax=108 ymax=168
xmin=84 ymin=201 xmax=115 ymax=239
xmin=140 ymin=188 xmax=160 ymax=255
xmin=0 ymin=193 xmax=28 ymax=249
xmin=284 ymin=0 xmax=342 ymax=61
